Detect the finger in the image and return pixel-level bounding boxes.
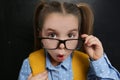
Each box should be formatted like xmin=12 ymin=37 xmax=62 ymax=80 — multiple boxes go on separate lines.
xmin=81 ymin=34 xmax=94 ymax=44
xmin=86 ymin=35 xmax=95 ymax=44
xmin=81 ymin=34 xmax=89 ymax=44
xmin=41 ymin=72 xmax=48 ymax=79
xmin=81 ymin=34 xmax=88 ymax=39
xmin=86 ymin=36 xmax=98 ymax=46
xmin=41 ymin=70 xmax=48 ymax=76
xmin=39 ymin=75 xmax=48 ymax=80
xmin=38 ymin=70 xmax=47 ymax=77
xmin=27 ymin=73 xmax=32 ymax=80
xmin=38 ymin=71 xmax=48 ymax=79
xmin=87 ymin=40 xmax=98 ymax=47
xmin=46 ymin=77 xmax=49 ymax=80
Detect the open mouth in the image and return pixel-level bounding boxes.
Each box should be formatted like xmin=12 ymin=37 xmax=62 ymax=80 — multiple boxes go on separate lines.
xmin=57 ymin=54 xmax=65 ymax=61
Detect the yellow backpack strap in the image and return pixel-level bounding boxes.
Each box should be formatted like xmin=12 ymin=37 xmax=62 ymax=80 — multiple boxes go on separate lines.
xmin=72 ymin=50 xmax=89 ymax=80
xmin=29 ymin=49 xmax=89 ymax=80
xmin=28 ymin=49 xmax=46 ymax=76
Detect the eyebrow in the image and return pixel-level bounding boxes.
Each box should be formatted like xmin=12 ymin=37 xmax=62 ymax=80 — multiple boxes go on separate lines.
xmin=45 ymin=28 xmax=56 ymax=32
xmin=47 ymin=28 xmax=55 ymax=31
xmin=68 ymin=29 xmax=78 ymax=32
xmin=45 ymin=28 xmax=78 ymax=33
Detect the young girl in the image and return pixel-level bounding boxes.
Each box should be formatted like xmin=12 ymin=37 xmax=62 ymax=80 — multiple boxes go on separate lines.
xmin=18 ymin=1 xmax=120 ymax=80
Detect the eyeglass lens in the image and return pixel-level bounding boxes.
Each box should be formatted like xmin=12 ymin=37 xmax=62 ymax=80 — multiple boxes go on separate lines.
xmin=41 ymin=38 xmax=81 ymax=50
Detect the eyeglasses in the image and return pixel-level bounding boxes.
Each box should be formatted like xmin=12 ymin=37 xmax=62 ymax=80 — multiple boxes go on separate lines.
xmin=39 ymin=37 xmax=83 ymax=50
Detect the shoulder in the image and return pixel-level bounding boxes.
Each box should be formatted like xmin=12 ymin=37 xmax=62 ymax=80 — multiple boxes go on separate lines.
xmin=29 ymin=49 xmax=44 ymax=57
xmin=73 ymin=50 xmax=89 ymax=59
xmin=72 ymin=50 xmax=89 ymax=66
xmin=19 ymin=58 xmax=31 ymax=79
xmin=20 ymin=58 xmax=31 ymax=72
xmin=28 ymin=49 xmax=46 ymax=65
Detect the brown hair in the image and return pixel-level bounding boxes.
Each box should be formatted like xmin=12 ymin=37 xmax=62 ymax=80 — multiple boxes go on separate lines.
xmin=33 ymin=1 xmax=94 ymax=51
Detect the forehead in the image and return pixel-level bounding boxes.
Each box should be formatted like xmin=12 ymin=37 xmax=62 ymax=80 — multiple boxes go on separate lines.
xmin=42 ymin=13 xmax=79 ymax=31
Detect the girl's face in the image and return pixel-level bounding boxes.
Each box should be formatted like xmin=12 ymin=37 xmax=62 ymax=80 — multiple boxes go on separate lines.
xmin=41 ymin=13 xmax=79 ymax=66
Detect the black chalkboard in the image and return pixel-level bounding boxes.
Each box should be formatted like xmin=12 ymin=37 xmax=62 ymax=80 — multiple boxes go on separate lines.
xmin=1 ymin=0 xmax=120 ymax=80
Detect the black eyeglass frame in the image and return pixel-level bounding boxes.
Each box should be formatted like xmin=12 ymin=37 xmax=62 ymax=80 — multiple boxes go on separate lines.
xmin=39 ymin=37 xmax=84 ymax=50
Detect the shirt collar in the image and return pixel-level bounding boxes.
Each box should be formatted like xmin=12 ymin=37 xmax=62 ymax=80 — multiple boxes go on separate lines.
xmin=60 ymin=54 xmax=72 ymax=70
xmin=45 ymin=50 xmax=72 ymax=71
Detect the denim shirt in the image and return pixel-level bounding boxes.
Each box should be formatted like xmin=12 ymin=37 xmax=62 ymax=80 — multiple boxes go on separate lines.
xmin=46 ymin=53 xmax=73 ymax=80
xmin=18 ymin=52 xmax=120 ymax=80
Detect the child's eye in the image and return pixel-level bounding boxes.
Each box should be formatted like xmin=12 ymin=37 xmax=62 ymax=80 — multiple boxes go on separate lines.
xmin=48 ymin=33 xmax=57 ymax=38
xmin=68 ymin=33 xmax=75 ymax=38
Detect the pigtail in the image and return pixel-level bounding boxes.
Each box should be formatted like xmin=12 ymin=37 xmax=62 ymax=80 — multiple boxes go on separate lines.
xmin=77 ymin=3 xmax=94 ymax=35
xmin=33 ymin=1 xmax=45 ymax=51
xmin=76 ymin=3 xmax=94 ymax=52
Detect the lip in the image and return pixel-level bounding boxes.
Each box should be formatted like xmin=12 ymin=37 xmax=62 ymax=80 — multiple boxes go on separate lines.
xmin=57 ymin=54 xmax=65 ymax=61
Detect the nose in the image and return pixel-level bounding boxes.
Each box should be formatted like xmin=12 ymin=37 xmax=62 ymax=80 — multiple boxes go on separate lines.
xmin=59 ymin=43 xmax=65 ymax=49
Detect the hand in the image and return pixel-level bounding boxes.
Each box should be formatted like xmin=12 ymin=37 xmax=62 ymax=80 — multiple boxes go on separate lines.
xmin=81 ymin=34 xmax=104 ymax=60
xmin=27 ymin=71 xmax=48 ymax=80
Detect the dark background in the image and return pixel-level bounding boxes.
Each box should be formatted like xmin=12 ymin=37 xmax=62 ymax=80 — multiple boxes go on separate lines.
xmin=1 ymin=0 xmax=120 ymax=80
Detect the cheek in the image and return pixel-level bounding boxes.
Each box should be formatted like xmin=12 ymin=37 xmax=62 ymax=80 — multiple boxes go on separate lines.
xmin=47 ymin=50 xmax=56 ymax=57
xmin=47 ymin=50 xmax=73 ymax=56
xmin=66 ymin=50 xmax=73 ymax=56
